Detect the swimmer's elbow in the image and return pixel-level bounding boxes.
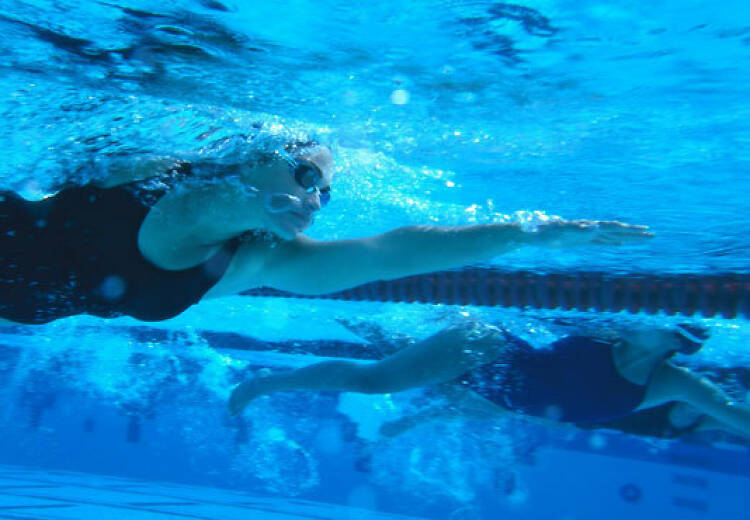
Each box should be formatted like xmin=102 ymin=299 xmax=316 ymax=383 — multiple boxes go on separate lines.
xmin=264 ymin=231 xmax=433 ymax=295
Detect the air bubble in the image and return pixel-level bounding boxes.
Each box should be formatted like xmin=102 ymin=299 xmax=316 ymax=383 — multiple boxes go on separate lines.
xmin=390 ymin=89 xmax=411 ymax=105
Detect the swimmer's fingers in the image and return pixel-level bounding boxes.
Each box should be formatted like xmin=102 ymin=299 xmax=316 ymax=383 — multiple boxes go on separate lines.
xmin=589 ymin=220 xmax=654 ymax=244
xmin=593 ymin=220 xmax=653 ymax=235
xmin=568 ymin=219 xmax=652 ymax=234
xmin=540 ymin=219 xmax=653 ymax=247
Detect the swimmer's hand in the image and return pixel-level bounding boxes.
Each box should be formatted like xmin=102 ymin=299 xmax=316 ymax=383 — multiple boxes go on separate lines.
xmin=536 ymin=220 xmax=653 ymax=247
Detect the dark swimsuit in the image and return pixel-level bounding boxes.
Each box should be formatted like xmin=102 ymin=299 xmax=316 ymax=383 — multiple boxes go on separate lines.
xmin=459 ymin=335 xmax=653 ymax=423
xmin=0 ymin=172 xmax=239 ymax=324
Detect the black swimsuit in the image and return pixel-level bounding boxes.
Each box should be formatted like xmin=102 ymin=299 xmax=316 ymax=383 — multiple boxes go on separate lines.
xmin=0 ymin=176 xmax=239 ymax=324
xmin=459 ymin=335 xmax=652 ymax=423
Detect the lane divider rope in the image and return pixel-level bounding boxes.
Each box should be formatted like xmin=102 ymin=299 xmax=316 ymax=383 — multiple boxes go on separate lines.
xmin=242 ymin=269 xmax=750 ymax=319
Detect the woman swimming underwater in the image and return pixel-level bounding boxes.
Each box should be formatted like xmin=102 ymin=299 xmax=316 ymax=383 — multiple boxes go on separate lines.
xmin=0 ymin=130 xmax=650 ymax=324
xmin=228 ymin=322 xmax=750 ymax=439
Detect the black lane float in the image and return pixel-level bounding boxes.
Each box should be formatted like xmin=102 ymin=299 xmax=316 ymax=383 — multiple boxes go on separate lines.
xmin=242 ymin=268 xmax=750 ymax=319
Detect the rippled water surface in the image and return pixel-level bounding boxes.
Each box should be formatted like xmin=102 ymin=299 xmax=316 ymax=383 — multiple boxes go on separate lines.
xmin=3 ymin=0 xmax=749 ymax=272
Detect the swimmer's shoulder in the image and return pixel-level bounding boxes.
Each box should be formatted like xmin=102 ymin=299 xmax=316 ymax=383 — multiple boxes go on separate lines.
xmin=204 ymin=232 xmax=307 ymax=298
xmin=94 ymin=156 xmax=181 ymax=188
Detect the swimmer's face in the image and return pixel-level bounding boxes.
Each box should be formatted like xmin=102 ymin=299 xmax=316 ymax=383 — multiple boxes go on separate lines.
xmin=242 ymin=147 xmax=334 ymax=239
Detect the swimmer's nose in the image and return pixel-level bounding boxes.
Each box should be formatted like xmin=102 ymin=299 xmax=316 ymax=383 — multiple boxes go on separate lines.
xmin=303 ymin=190 xmax=322 ymax=211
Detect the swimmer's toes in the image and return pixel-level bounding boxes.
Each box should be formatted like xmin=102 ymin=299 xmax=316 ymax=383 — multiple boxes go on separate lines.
xmin=227 ymin=394 xmax=241 ymax=416
xmin=228 ymin=384 xmax=250 ymax=416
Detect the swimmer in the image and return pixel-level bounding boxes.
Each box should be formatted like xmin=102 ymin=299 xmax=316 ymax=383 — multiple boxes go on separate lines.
xmin=0 ymin=131 xmax=651 ymax=324
xmin=228 ymin=322 xmax=750 ymax=439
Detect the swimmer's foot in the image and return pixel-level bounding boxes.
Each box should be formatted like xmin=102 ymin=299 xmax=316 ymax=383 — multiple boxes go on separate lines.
xmin=228 ymin=369 xmax=272 ymax=416
xmin=228 ymin=380 xmax=261 ymax=416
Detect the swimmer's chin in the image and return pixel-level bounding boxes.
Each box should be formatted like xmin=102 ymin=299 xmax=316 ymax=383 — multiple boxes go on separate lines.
xmin=270 ymin=222 xmax=309 ymax=240
xmin=275 ymin=229 xmax=299 ymax=240
xmin=268 ymin=213 xmax=313 ymax=240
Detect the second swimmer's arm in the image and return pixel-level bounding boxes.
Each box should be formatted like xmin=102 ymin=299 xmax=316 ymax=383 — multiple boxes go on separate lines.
xmin=380 ymin=383 xmax=560 ymax=438
xmin=254 ymin=221 xmax=650 ymax=295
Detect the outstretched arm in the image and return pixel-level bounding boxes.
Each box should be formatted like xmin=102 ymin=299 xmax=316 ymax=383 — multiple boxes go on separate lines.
xmin=214 ymin=220 xmax=651 ymax=296
xmin=380 ymin=382 xmax=561 ymax=437
xmin=643 ymin=362 xmax=750 ymax=438
xmin=380 ymin=404 xmax=475 ymax=438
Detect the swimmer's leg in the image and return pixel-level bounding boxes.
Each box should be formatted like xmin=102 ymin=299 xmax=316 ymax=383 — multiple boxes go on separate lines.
xmin=641 ymin=362 xmax=750 ymax=438
xmin=228 ymin=323 xmax=509 ymax=416
xmin=228 ymin=361 xmax=371 ymax=416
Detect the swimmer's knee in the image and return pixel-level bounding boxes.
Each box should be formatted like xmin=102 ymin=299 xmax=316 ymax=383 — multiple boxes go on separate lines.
xmin=352 ymin=365 xmax=393 ymax=394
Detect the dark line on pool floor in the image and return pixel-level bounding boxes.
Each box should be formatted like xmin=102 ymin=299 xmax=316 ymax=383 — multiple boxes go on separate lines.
xmin=0 ymin=504 xmax=73 ymax=510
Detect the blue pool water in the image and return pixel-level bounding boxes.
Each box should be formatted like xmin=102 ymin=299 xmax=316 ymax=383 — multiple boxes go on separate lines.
xmin=1 ymin=1 xmax=750 ymax=519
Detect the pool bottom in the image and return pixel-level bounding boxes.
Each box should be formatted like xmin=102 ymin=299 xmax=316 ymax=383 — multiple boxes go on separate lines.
xmin=0 ymin=464 xmax=425 ymax=520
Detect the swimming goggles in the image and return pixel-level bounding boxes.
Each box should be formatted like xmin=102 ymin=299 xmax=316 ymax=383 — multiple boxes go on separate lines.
xmin=289 ymin=159 xmax=331 ymax=206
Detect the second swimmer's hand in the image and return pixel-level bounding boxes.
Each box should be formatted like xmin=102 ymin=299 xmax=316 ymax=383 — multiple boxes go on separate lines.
xmin=535 ymin=219 xmax=653 ymax=247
